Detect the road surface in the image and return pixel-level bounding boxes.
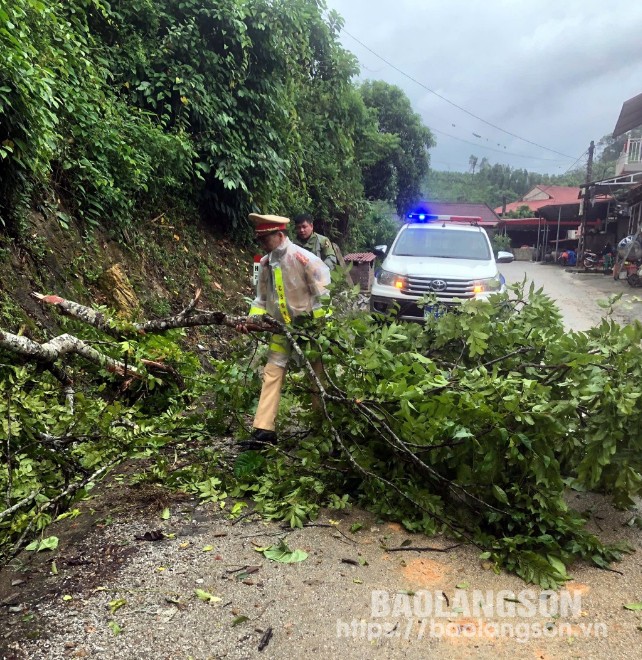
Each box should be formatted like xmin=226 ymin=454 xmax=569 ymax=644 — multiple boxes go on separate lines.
xmin=500 ymin=261 xmax=642 ymax=331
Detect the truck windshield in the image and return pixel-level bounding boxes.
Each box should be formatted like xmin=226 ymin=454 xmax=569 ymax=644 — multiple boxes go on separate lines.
xmin=393 ymin=227 xmax=491 ymax=260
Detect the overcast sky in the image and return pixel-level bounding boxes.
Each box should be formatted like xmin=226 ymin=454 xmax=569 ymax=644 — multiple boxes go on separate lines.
xmin=324 ymin=0 xmax=642 ymax=175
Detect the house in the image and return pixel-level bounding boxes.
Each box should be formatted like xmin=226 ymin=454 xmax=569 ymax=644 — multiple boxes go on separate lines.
xmin=494 ymin=185 xmax=582 ymax=217
xmin=412 ymin=201 xmax=501 ymax=233
xmin=494 ymin=186 xmax=608 ymax=255
xmin=578 ymin=92 xmax=642 ymax=251
xmin=613 ymin=92 xmax=642 ymax=177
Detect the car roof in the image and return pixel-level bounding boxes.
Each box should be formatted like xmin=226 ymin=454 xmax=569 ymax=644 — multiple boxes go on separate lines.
xmin=402 ymin=221 xmax=484 ymax=232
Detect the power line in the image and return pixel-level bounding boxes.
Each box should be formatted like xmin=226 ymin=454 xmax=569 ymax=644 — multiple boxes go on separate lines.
xmin=431 ymin=127 xmax=567 ymax=163
xmin=341 ymin=27 xmax=579 ymax=161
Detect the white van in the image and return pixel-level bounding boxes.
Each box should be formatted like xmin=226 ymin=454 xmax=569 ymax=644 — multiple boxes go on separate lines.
xmin=370 ymin=214 xmax=514 ymax=321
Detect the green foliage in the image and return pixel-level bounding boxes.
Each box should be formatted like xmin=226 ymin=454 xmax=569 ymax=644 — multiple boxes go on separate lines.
xmin=345 ymin=200 xmax=400 ymax=252
xmin=0 ymin=0 xmax=435 ymax=243
xmin=491 ymin=233 xmax=512 ymax=254
xmin=0 ymin=0 xmax=194 ymax=232
xmin=3 ymin=286 xmax=642 ymax=584
xmin=112 ymin=283 xmax=639 ymax=587
xmin=360 ymin=80 xmax=435 ymax=215
xmin=90 ymin=0 xmax=384 ymax=237
xmin=206 ymin=284 xmax=637 ymax=585
xmin=425 ymin=159 xmax=585 ymax=210
xmin=0 ymin=324 xmax=228 ymax=558
xmin=504 ymin=205 xmax=535 ymax=219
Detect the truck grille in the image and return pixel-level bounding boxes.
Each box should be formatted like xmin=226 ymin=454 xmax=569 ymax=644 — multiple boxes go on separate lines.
xmin=402 ymin=276 xmax=475 ymax=302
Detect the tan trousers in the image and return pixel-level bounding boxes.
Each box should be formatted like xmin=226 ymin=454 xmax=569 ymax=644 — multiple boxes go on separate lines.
xmin=253 ymin=363 xmax=287 ymax=431
xmin=253 ymin=360 xmax=325 ymax=431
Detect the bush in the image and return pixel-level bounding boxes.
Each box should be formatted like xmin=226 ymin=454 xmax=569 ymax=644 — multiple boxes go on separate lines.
xmin=492 ymin=233 xmax=512 ymax=255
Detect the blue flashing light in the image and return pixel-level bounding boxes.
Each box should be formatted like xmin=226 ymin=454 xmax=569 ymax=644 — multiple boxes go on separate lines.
xmin=406 ymin=210 xmax=437 ymax=222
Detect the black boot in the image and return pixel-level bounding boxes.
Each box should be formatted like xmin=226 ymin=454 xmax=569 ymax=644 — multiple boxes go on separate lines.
xmin=238 ymin=429 xmax=278 ymax=451
xmin=252 ymin=429 xmax=278 ymax=444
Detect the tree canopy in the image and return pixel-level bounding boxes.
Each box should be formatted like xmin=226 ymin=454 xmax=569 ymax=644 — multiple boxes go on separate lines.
xmin=0 ymin=0 xmax=435 ymax=242
xmin=359 ymin=80 xmax=435 ymax=215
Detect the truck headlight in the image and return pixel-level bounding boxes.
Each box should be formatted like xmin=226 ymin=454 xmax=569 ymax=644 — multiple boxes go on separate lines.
xmin=473 ymin=276 xmax=501 ymax=293
xmin=377 ymin=269 xmax=407 ymax=289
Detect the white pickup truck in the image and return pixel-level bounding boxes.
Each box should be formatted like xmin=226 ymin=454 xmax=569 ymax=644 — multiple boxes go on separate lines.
xmin=369 ymin=213 xmax=514 ymax=321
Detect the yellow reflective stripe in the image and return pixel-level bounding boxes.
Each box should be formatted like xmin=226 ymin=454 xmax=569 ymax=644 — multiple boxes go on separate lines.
xmin=269 ymin=341 xmax=289 ymax=354
xmin=269 ymin=334 xmax=290 ymax=354
xmin=249 ymin=306 xmax=267 ymax=316
xmin=272 ymin=266 xmax=291 ymax=324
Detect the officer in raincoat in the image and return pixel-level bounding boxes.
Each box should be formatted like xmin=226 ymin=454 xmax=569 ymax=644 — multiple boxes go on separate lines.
xmin=236 ymin=214 xmax=330 ymax=448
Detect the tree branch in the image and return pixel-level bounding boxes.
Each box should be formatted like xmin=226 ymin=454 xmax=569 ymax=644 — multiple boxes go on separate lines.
xmin=0 ymin=329 xmax=141 ymax=378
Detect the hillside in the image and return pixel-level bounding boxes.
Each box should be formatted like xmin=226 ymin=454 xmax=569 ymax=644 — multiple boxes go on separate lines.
xmin=0 ymin=209 xmax=254 ymax=343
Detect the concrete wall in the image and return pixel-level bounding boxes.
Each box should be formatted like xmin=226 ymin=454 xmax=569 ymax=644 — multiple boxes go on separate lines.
xmin=512 ymin=247 xmax=534 ymax=261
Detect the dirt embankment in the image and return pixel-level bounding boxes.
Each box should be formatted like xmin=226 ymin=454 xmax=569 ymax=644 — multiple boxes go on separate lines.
xmin=0 ymin=209 xmax=255 ymax=341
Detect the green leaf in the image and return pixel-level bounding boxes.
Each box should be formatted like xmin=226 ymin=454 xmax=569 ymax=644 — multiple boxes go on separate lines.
xmin=456 ymin=582 xmax=470 ymax=589
xmin=350 ymin=523 xmax=363 ymax=533
xmin=234 ymin=451 xmax=266 ymax=478
xmin=623 ymin=602 xmax=642 ymax=611
xmin=108 ymin=598 xmax=127 ymax=614
xmin=230 ymin=502 xmax=248 ymax=517
xmin=232 ymin=615 xmax=249 ymax=626
xmin=160 ymin=508 xmax=171 ymax=520
xmin=492 ymin=485 xmax=509 ymax=505
xmin=55 ymin=509 xmax=81 ymax=522
xmin=195 ymin=589 xmax=222 ymax=603
xmin=108 ymin=620 xmax=121 ymax=636
xmin=262 ymin=539 xmax=308 ymax=563
xmin=26 ymin=536 xmax=59 ymax=552
xmin=547 ymin=555 xmax=568 ymax=578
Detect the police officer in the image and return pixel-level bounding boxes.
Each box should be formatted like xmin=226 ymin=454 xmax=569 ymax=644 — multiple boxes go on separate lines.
xmin=236 ymin=214 xmax=330 ymax=448
xmin=293 ymin=213 xmax=338 ymax=271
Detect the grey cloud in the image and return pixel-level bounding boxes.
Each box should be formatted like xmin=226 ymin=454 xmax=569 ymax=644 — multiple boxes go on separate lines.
xmin=326 ymin=0 xmax=642 ymax=172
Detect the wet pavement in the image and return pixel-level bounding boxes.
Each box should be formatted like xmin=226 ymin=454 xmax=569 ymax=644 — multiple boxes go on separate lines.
xmin=501 ymin=260 xmax=642 ymax=330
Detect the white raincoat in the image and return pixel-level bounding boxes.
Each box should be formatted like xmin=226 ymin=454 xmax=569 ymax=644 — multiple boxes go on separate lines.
xmin=249 ymin=237 xmax=330 ymax=367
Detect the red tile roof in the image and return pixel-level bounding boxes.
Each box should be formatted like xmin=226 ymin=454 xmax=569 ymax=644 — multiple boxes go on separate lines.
xmin=417 ymin=201 xmax=501 ymax=226
xmin=494 ymin=186 xmax=581 ymax=215
xmin=344 ymin=252 xmax=377 ymax=263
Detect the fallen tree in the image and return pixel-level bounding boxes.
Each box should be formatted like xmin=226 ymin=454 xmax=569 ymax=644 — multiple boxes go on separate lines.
xmin=1 ymin=284 xmax=641 ymax=587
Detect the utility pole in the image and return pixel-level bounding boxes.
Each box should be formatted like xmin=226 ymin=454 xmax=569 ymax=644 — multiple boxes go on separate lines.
xmin=577 ymin=140 xmax=595 ymax=264
xmin=555 ymin=206 xmax=562 ymax=261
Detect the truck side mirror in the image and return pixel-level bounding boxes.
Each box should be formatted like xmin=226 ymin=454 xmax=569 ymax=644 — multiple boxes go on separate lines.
xmin=496 ymin=250 xmax=514 ymax=263
xmin=373 ymin=245 xmax=388 ymax=257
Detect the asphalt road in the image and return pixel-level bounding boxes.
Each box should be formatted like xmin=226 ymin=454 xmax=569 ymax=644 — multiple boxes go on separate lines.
xmin=500 ymin=260 xmax=642 ymax=331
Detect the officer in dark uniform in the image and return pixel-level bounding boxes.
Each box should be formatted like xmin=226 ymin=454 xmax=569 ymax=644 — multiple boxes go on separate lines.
xmin=293 ymin=213 xmax=337 ymax=270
